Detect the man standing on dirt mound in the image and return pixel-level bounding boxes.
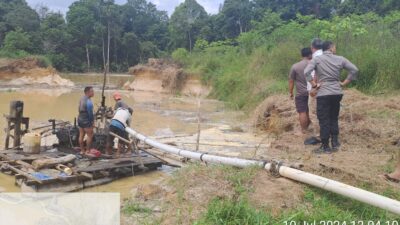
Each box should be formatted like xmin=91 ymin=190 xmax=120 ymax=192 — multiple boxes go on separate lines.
xmin=289 ymin=47 xmax=312 ymax=134
xmin=78 ymin=86 xmax=95 ymax=155
xmin=304 ymin=41 xmax=359 ymax=154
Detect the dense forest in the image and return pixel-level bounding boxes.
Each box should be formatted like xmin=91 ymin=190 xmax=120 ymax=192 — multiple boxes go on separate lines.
xmin=0 ymin=0 xmax=399 ymax=105
xmin=0 ymin=0 xmax=398 ymax=71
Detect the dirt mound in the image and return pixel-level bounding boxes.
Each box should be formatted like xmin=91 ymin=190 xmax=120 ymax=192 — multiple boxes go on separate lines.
xmin=125 ymin=58 xmax=210 ymax=96
xmin=252 ymin=94 xmax=296 ymax=134
xmin=7 ymin=57 xmax=46 ymax=71
xmin=8 ymin=74 xmax=74 ymax=87
xmin=0 ymin=57 xmax=60 ymax=81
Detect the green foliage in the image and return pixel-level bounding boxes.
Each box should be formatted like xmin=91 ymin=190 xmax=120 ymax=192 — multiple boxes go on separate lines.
xmin=3 ymin=28 xmax=30 ymax=52
xmin=282 ymin=187 xmax=400 ymax=222
xmin=193 ymin=38 xmax=209 ymax=51
xmin=0 ymin=49 xmax=29 ymax=58
xmin=253 ymin=0 xmax=342 ymax=20
xmin=251 ymin=11 xmax=283 ymax=36
xmin=218 ymin=0 xmax=253 ymax=38
xmin=169 ymin=0 xmax=209 ymax=51
xmin=0 ymin=0 xmax=399 ymax=78
xmin=195 ymin=198 xmax=272 ymax=225
xmin=122 ymin=201 xmax=152 ymax=215
xmin=171 ymin=48 xmax=189 ymax=64
xmin=31 ymin=55 xmax=51 ymax=68
xmin=0 ymin=0 xmax=40 ymax=45
xmin=223 ymin=166 xmax=259 ymax=195
xmin=121 ymin=32 xmax=140 ymax=66
xmin=339 ymin=0 xmax=400 ymax=16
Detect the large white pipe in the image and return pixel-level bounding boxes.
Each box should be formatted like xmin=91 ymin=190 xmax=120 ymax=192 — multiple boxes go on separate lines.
xmin=126 ymin=127 xmax=400 ymax=215
xmin=126 ymin=127 xmax=264 ymax=168
xmin=275 ymin=165 xmax=400 ymax=215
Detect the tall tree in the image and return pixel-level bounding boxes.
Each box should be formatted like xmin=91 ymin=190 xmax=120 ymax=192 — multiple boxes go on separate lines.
xmin=169 ymin=0 xmax=208 ymax=52
xmin=218 ymin=0 xmax=253 ymax=38
xmin=40 ymin=12 xmax=71 ymax=70
xmin=66 ymin=0 xmax=97 ymax=71
xmin=122 ymin=0 xmax=169 ymax=50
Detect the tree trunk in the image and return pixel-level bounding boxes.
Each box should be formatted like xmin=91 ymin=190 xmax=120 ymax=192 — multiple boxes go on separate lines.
xmin=114 ymin=31 xmax=117 ymax=67
xmin=188 ymin=30 xmax=192 ymax=53
xmin=107 ymin=22 xmax=110 ymax=73
xmin=85 ymin=44 xmax=90 ymax=72
xmin=102 ymin=36 xmax=106 ymax=70
xmin=238 ymin=18 xmax=243 ymax=34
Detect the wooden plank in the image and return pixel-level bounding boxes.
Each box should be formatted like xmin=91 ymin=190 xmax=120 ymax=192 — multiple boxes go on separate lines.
xmin=0 ymin=153 xmax=58 ymax=162
xmin=16 ymin=160 xmax=34 ymax=170
xmin=22 ymin=180 xmax=84 ymax=193
xmin=57 ymin=175 xmax=78 ymax=182
xmin=79 ymin=172 xmax=93 ymax=179
xmin=77 ymin=159 xmax=162 ymax=172
xmin=5 ymin=164 xmax=43 ymax=184
xmin=146 ymin=148 xmax=185 ymax=167
xmin=32 ymin=154 xmax=76 ymax=170
xmin=83 ymin=177 xmax=115 ymax=189
xmin=21 ymin=177 xmax=117 ymax=192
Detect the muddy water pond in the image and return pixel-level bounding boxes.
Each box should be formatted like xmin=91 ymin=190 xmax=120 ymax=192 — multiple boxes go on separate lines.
xmin=0 ymin=74 xmax=244 ymax=196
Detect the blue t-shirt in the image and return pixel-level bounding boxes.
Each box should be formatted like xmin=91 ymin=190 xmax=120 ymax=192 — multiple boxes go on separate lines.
xmin=78 ymin=96 xmax=94 ymax=123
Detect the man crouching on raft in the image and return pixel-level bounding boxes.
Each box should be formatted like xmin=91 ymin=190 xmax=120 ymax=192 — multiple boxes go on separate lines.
xmin=106 ymin=107 xmax=133 ymax=158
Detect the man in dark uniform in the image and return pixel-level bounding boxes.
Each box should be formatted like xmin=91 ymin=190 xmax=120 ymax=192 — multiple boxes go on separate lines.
xmin=305 ymin=41 xmax=358 ymax=153
xmin=78 ymin=86 xmax=95 ymax=155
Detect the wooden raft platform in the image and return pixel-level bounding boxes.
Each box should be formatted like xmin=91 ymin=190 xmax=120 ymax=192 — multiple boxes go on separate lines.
xmin=0 ymin=149 xmax=162 ymax=192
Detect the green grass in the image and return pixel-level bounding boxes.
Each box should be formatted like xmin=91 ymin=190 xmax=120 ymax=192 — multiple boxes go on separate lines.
xmin=185 ymin=164 xmax=400 ymax=225
xmin=195 ymin=198 xmax=272 ymax=225
xmin=195 ymin=186 xmax=400 ymax=225
xmin=222 ymin=165 xmax=259 ymax=196
xmin=366 ymin=109 xmax=400 ymax=120
xmin=281 ymin=187 xmax=400 ymax=223
xmin=122 ymin=200 xmax=153 ymax=215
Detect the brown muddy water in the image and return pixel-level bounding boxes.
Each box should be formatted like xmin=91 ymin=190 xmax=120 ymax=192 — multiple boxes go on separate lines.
xmin=0 ymin=73 xmax=244 ymax=196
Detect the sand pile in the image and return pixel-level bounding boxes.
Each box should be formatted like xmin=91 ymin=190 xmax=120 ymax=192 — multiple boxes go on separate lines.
xmin=124 ymin=58 xmax=210 ymax=96
xmin=0 ymin=57 xmax=57 ymax=80
xmin=8 ymin=74 xmax=74 ymax=87
xmin=0 ymin=57 xmax=74 ymax=87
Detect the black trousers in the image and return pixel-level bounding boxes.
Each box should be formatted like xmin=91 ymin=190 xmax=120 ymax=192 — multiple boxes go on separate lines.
xmin=316 ymin=95 xmax=343 ymax=142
